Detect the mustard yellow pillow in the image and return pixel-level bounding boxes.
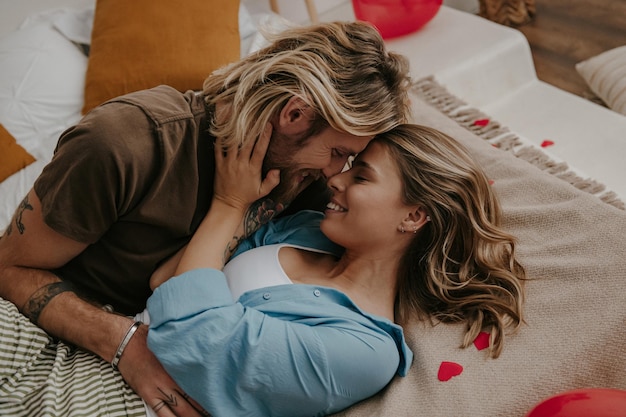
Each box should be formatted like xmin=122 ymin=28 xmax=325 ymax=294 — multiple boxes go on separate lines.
xmin=0 ymin=124 xmax=36 ymax=182
xmin=82 ymin=0 xmax=241 ymax=114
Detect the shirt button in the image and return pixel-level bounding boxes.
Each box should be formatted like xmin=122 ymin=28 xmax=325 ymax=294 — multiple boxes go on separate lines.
xmin=313 ymin=289 xmax=321 ymax=297
xmin=263 ymin=292 xmax=271 ymax=300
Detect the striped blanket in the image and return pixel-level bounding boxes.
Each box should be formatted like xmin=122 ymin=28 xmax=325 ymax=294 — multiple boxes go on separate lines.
xmin=0 ymin=297 xmax=145 ymax=417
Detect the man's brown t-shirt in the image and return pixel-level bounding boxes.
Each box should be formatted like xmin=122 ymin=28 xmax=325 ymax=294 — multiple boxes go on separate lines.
xmin=34 ymin=86 xmax=214 ymax=314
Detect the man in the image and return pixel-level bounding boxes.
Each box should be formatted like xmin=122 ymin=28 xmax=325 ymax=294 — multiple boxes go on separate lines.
xmin=0 ymin=21 xmax=411 ymax=416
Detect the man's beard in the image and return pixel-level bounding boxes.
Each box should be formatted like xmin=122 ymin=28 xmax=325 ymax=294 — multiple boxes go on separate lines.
xmin=266 ymin=166 xmax=312 ymax=207
xmin=262 ymin=131 xmax=319 ymax=208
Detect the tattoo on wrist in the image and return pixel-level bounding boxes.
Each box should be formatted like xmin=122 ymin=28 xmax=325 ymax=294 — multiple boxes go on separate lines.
xmin=23 ymin=281 xmax=76 ymax=326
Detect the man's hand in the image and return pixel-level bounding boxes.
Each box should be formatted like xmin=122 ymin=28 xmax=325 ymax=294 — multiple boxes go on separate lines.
xmin=118 ymin=323 xmax=209 ymax=417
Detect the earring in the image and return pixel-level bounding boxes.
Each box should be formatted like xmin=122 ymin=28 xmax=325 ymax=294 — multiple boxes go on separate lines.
xmin=400 ymin=225 xmax=405 ymax=233
xmin=413 ymin=226 xmax=417 ymax=234
xmin=426 ymin=215 xmax=431 ymax=222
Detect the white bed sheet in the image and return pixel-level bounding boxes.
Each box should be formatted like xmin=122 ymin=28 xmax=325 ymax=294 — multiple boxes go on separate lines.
xmin=0 ymin=9 xmax=87 ymax=231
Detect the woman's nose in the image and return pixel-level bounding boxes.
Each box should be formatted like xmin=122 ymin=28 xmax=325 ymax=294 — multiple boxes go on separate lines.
xmin=327 ymin=170 xmax=347 ymax=191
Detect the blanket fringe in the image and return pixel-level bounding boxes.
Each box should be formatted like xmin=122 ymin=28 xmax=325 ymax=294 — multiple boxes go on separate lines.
xmin=412 ymin=76 xmax=625 ymax=210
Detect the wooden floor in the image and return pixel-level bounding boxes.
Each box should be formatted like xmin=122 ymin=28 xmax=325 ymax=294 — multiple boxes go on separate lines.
xmin=515 ymin=0 xmax=626 ymax=102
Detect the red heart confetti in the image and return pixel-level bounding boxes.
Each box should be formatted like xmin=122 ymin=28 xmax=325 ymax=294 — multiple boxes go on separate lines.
xmin=438 ymin=361 xmax=463 ymax=381
xmin=473 ymin=331 xmax=490 ymax=350
xmin=541 ymin=140 xmax=555 ymax=148
xmin=488 ymin=179 xmax=495 ymax=185
xmin=473 ymin=119 xmax=490 ymax=127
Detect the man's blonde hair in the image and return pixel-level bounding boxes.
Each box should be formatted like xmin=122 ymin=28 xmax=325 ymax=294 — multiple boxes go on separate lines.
xmin=203 ymin=21 xmax=412 ymax=147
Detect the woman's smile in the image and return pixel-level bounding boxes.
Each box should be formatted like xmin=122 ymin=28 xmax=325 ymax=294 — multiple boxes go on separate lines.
xmin=325 ymin=201 xmax=347 ymax=213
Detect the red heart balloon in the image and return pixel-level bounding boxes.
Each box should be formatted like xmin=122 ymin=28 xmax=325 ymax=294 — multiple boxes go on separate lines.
xmin=352 ymin=0 xmax=442 ymax=39
xmin=525 ymin=388 xmax=626 ymax=417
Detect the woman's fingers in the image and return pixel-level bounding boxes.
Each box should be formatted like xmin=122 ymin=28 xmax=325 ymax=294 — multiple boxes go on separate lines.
xmin=249 ymin=123 xmax=280 ymax=196
xmin=249 ymin=122 xmax=272 ymax=166
xmin=215 ymin=122 xmax=271 ymax=162
xmin=212 ymin=123 xmax=279 ymax=205
xmin=260 ymin=168 xmax=281 ymax=197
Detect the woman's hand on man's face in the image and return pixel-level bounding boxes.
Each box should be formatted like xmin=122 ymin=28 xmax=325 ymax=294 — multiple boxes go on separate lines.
xmin=213 ymin=123 xmax=280 ymax=211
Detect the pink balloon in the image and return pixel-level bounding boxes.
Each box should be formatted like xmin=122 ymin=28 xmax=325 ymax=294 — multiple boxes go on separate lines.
xmin=525 ymin=388 xmax=626 ymax=417
xmin=351 ymin=0 xmax=443 ymax=39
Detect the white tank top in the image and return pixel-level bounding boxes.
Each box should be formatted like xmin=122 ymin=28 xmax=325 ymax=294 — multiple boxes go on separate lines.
xmin=224 ymin=243 xmax=332 ymax=300
xmin=137 ymin=243 xmax=331 ymax=325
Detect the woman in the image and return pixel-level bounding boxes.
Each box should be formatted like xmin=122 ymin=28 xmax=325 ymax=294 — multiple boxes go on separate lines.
xmin=145 ymin=123 xmax=526 ymax=416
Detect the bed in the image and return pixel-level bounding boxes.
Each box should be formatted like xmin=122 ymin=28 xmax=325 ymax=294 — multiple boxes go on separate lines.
xmin=1 ymin=1 xmax=625 ymax=416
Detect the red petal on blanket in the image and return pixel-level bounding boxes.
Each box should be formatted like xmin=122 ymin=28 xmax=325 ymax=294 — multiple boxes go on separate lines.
xmin=473 ymin=118 xmax=490 ymax=126
xmin=437 ymin=361 xmax=463 ymax=381
xmin=489 ymin=179 xmax=495 ymax=185
xmin=541 ymin=140 xmax=555 ymax=148
xmin=473 ymin=331 xmax=490 ymax=350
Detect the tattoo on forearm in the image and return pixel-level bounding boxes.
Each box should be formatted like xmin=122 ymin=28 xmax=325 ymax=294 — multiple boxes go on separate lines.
xmin=222 ymin=199 xmax=286 ymax=262
xmin=23 ymin=281 xmax=76 ymax=326
xmin=5 ymin=221 xmax=12 ymax=237
xmin=6 ymin=196 xmax=34 ymax=236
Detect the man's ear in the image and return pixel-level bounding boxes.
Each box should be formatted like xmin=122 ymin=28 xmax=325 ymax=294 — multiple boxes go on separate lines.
xmin=277 ymin=96 xmax=314 ymax=136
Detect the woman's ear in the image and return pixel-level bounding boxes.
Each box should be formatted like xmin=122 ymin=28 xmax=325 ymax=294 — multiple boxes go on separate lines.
xmin=400 ymin=206 xmax=430 ymax=234
xmin=277 ymin=96 xmax=314 ymax=135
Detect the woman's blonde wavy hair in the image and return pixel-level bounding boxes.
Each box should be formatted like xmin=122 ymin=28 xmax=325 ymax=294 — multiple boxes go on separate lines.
xmin=377 ymin=125 xmax=526 ymax=359
xmin=203 ymin=21 xmax=412 ymax=148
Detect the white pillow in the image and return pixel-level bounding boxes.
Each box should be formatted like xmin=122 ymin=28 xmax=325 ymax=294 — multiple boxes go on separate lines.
xmin=52 ymin=6 xmax=95 ymax=48
xmin=0 ymin=20 xmax=87 ymax=231
xmin=576 ymin=45 xmax=626 ymax=116
xmin=0 ymin=23 xmax=86 ymax=156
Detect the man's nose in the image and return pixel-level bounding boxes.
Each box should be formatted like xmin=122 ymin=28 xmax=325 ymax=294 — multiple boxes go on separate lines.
xmin=322 ymin=158 xmax=347 ymax=179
